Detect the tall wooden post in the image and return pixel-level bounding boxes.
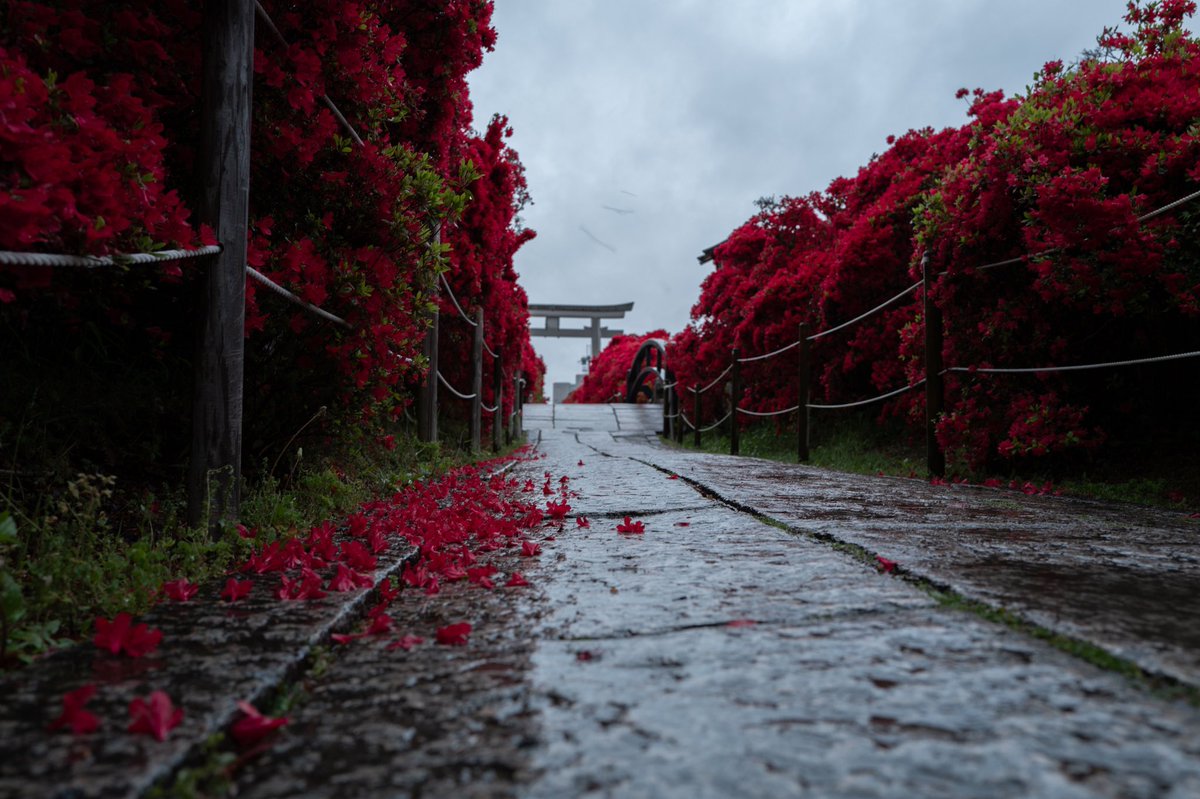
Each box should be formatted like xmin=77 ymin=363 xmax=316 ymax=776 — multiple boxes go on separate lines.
xmin=692 ymin=386 xmax=701 ymax=448
xmin=417 ymin=230 xmax=441 ymax=444
xmin=661 ymin=381 xmax=670 ymax=438
xmin=470 ymin=307 xmax=484 ymax=451
xmin=730 ymin=351 xmax=741 ymax=456
xmin=923 ymin=253 xmax=946 ymax=477
xmin=188 ymin=0 xmax=254 ymax=533
xmin=798 ymin=323 xmax=810 ymax=463
xmin=418 ymin=303 xmax=439 ymax=443
xmin=492 ymin=351 xmax=503 ymax=452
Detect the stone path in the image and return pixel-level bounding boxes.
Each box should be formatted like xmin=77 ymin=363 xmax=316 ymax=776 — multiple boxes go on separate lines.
xmin=3 ymin=402 xmax=1200 ymax=798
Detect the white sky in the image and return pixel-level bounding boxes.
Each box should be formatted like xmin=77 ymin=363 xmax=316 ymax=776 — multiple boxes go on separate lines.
xmin=467 ymin=0 xmax=1137 ymax=389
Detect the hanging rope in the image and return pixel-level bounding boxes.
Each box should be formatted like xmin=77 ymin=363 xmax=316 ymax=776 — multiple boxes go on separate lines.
xmin=946 ymin=350 xmax=1200 ymax=375
xmin=439 ymin=273 xmax=478 ymax=327
xmin=808 ymin=281 xmax=921 ymax=341
xmin=246 ymin=267 xmax=350 ymax=327
xmin=808 ymin=380 xmax=926 ymax=410
xmin=737 ymin=404 xmax=801 ymax=417
xmin=436 ymin=371 xmax=477 ymax=400
xmin=737 ymin=339 xmax=801 ymax=363
xmin=696 ymin=363 xmax=733 ymax=394
xmin=0 ymin=245 xmax=220 ymax=269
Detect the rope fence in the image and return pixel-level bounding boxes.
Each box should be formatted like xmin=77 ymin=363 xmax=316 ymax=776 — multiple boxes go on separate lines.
xmin=0 ymin=245 xmax=221 ymax=269
xmin=666 ymin=184 xmax=1200 ymax=468
xmin=437 ymin=371 xmax=477 ymax=401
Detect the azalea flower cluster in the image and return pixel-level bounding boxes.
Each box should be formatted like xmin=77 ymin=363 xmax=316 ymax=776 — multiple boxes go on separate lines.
xmin=566 ymin=330 xmax=671 ymax=404
xmin=669 ymin=1 xmax=1200 ymax=470
xmin=1 ymin=0 xmax=544 ymax=434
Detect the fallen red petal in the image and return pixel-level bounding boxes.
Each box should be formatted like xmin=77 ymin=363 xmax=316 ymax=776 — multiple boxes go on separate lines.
xmin=128 ymin=691 xmax=183 ymax=742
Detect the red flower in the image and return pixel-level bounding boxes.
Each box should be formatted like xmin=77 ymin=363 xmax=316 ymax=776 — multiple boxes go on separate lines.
xmin=577 ymin=460 xmax=584 ymax=466
xmin=616 ymin=516 xmax=645 ymax=534
xmin=366 ymin=613 xmax=393 ymax=636
xmin=435 ymin=622 xmax=472 ymax=646
xmin=520 ymin=540 xmax=541 ymax=557
xmin=505 ymin=572 xmax=529 ymax=587
xmin=876 ymin=556 xmax=898 ymax=573
xmin=667 ymin=474 xmax=679 ymax=480
xmin=545 ymin=500 xmax=571 ymax=519
xmin=93 ymin=613 xmax=162 ymax=658
xmin=48 ymin=685 xmax=100 ymax=735
xmin=674 ymin=522 xmax=691 ymax=527
xmin=128 ymin=691 xmax=183 ymax=741
xmin=331 ymin=632 xmax=363 ymax=645
xmin=230 ymin=700 xmax=289 ymax=747
xmin=387 ymin=634 xmax=425 ymax=651
xmin=467 ymin=565 xmax=497 ymax=589
xmin=576 ymin=516 xmax=590 ymax=528
xmin=161 ymin=579 xmax=198 ymax=602
xmin=328 ymin=564 xmax=373 ymax=592
xmin=378 ymin=579 xmax=400 ymax=602
xmin=220 ymin=578 xmax=253 ymax=602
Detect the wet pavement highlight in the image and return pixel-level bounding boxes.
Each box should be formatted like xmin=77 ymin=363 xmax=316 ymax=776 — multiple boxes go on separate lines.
xmin=3 ymin=402 xmax=1199 ymax=797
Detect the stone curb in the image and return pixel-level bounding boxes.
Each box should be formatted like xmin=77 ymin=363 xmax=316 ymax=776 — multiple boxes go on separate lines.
xmin=0 ymin=535 xmax=418 ymax=799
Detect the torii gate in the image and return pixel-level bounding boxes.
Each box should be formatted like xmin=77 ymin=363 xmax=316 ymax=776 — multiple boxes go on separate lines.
xmin=527 ymin=302 xmax=634 ymax=359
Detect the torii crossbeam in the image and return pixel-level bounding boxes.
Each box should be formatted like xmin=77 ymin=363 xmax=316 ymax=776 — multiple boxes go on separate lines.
xmin=527 ymin=302 xmax=634 ymax=357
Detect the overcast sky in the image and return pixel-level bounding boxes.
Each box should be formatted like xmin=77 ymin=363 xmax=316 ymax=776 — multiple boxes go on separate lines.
xmin=467 ymin=0 xmax=1138 ymax=391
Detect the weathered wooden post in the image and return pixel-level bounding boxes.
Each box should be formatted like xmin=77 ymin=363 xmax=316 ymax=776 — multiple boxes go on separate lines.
xmin=730 ymin=351 xmax=741 ymax=456
xmin=798 ymin=323 xmax=810 ymax=462
xmin=509 ymin=374 xmax=520 ymax=443
xmin=188 ymin=0 xmax=254 ymax=533
xmin=692 ymin=386 xmax=701 ymax=448
xmin=661 ymin=380 xmax=670 ymax=438
xmin=417 ymin=231 xmax=440 ymax=444
xmin=470 ymin=307 xmax=484 ymax=451
xmin=923 ymin=253 xmax=946 ymax=477
xmin=492 ymin=351 xmax=503 ymax=452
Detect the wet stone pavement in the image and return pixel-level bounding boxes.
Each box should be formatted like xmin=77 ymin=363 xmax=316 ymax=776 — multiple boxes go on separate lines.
xmin=4 ymin=401 xmax=1200 ymax=798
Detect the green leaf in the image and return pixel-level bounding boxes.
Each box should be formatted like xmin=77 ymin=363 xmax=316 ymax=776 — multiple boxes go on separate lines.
xmin=0 ymin=512 xmax=15 ymax=544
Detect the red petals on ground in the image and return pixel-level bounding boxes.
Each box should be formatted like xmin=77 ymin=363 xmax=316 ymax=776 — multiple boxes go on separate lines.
xmin=505 ymin=572 xmax=530 ymax=587
xmin=546 ymin=500 xmax=571 ymax=518
xmin=328 ymin=563 xmax=373 ymax=592
xmin=231 ymin=700 xmax=289 ymax=747
xmin=220 ymin=577 xmax=253 ymax=602
xmin=674 ymin=522 xmax=691 ymax=527
xmin=520 ymin=540 xmax=542 ymax=557
xmin=48 ymin=685 xmax=100 ymax=735
xmin=667 ymin=474 xmax=679 ymax=480
xmin=576 ymin=516 xmax=591 ymax=528
xmin=161 ymin=579 xmax=198 ymax=602
xmin=388 ymin=634 xmax=425 ymax=651
xmin=616 ymin=516 xmax=645 ymax=534
xmin=127 ymin=691 xmax=183 ymax=741
xmin=435 ymin=622 xmax=472 ymax=646
xmin=93 ymin=613 xmax=162 ymax=658
xmin=876 ymin=556 xmax=898 ymax=573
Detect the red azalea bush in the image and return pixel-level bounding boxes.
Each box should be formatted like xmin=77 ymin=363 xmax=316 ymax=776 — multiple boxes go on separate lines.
xmin=670 ymin=0 xmax=1200 ymax=472
xmin=565 ymin=330 xmax=670 ymax=403
xmin=1 ymin=0 xmax=542 ymax=472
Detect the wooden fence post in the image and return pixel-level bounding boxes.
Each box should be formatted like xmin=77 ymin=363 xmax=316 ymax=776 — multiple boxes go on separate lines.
xmin=798 ymin=323 xmax=810 ymax=463
xmin=492 ymin=350 xmax=503 ymax=452
xmin=417 ymin=230 xmax=440 ymax=444
xmin=188 ymin=0 xmax=254 ymax=533
xmin=692 ymin=386 xmax=701 ymax=448
xmin=923 ymin=253 xmax=946 ymax=477
xmin=661 ymin=381 xmax=670 ymax=438
xmin=471 ymin=307 xmax=484 ymax=451
xmin=730 ymin=351 xmax=741 ymax=456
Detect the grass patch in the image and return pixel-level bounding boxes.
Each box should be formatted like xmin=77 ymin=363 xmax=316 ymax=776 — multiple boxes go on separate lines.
xmin=0 ymin=431 xmax=520 ymax=669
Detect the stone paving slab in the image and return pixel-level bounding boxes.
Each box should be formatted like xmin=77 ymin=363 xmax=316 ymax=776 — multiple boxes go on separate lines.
xmin=524 ymin=421 xmax=1200 ymax=798
xmin=228 ymin=544 xmax=543 ymax=799
xmin=587 ymin=438 xmax=1200 ymax=688
xmin=0 ymin=535 xmax=417 ymax=799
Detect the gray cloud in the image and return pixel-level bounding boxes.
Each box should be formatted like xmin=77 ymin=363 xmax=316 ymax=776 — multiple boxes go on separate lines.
xmin=468 ymin=0 xmax=1136 ymax=389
